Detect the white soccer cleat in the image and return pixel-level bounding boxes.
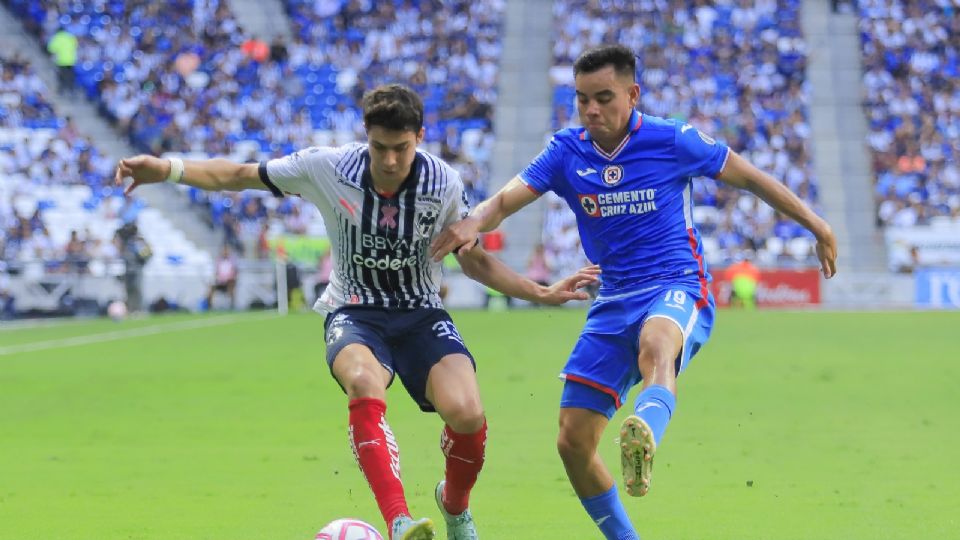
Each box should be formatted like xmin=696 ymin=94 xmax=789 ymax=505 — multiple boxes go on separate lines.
xmin=434 ymin=480 xmax=479 ymax=540
xmin=620 ymin=415 xmax=656 ymax=497
xmin=390 ymin=516 xmax=436 ymax=540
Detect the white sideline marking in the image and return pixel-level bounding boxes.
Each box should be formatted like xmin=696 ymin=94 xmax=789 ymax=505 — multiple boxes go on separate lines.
xmin=0 ymin=317 xmax=108 ymax=332
xmin=0 ymin=313 xmax=278 ymax=356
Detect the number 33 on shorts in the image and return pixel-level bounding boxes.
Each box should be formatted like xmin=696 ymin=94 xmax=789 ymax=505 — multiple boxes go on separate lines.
xmin=432 ymin=320 xmax=465 ymax=345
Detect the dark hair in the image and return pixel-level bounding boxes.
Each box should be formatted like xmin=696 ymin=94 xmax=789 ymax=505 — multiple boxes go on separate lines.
xmin=362 ymin=84 xmax=424 ymax=133
xmin=573 ymin=45 xmax=636 ymax=79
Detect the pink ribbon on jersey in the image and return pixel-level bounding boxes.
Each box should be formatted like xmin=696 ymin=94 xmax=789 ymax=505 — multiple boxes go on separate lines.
xmin=379 ymin=205 xmax=398 ymax=229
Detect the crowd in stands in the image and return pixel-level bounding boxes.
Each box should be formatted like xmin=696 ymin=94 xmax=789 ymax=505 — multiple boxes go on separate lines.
xmin=284 ymin=0 xmax=502 ymax=206
xmin=6 ymin=0 xmax=841 ymax=296
xmin=858 ymin=0 xmax=960 ymax=227
xmin=1 ymin=54 xmax=121 ymax=274
xmin=0 ymin=54 xmax=58 ymax=129
xmin=7 ymin=0 xmax=503 ymax=258
xmin=546 ymin=0 xmax=820 ymax=272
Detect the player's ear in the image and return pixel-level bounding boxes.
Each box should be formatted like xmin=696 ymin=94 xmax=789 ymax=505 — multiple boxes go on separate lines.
xmin=416 ymin=127 xmax=425 ymax=145
xmin=629 ymin=83 xmax=640 ymax=108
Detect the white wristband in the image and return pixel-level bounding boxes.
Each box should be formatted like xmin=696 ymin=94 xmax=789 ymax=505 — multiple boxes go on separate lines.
xmin=166 ymin=157 xmax=185 ymax=184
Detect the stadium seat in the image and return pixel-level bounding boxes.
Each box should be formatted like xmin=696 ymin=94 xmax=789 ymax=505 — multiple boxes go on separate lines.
xmin=765 ymin=237 xmax=785 ymax=258
xmin=786 ymin=237 xmax=813 ymax=262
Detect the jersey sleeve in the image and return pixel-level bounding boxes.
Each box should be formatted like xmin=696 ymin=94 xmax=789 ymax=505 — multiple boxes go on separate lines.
xmin=518 ymin=135 xmax=565 ymax=194
xmin=675 ymin=123 xmax=730 ymax=179
xmin=260 ymin=146 xmax=333 ymax=197
xmin=439 ymin=170 xmax=472 ymax=230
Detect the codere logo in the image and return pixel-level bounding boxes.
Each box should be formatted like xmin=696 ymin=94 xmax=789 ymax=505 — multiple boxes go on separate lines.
xmin=352 ymin=252 xmax=418 ymax=270
xmin=353 ymin=233 xmax=420 ymax=270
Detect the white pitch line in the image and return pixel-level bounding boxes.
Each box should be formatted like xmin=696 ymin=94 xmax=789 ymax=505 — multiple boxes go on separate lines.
xmin=0 ymin=312 xmax=279 ymax=356
xmin=0 ymin=316 xmax=112 ymax=332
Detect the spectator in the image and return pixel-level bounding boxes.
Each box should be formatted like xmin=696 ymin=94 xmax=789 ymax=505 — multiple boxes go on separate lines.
xmin=207 ymin=245 xmax=239 ymax=310
xmin=0 ymin=272 xmax=13 ymax=320
xmin=116 ymin=222 xmax=151 ymax=313
xmin=46 ymin=26 xmax=78 ymax=96
xmin=241 ymin=35 xmax=270 ymax=63
xmin=525 ymin=243 xmax=552 ymax=288
xmin=726 ymin=255 xmax=761 ymax=309
xmin=269 ymin=36 xmax=289 ymax=64
xmin=255 ymin=221 xmax=273 ymax=260
xmin=64 ymin=229 xmax=89 ymax=273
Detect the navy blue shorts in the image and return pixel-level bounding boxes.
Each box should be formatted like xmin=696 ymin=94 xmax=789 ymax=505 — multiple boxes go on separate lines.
xmin=323 ymin=306 xmax=475 ymax=412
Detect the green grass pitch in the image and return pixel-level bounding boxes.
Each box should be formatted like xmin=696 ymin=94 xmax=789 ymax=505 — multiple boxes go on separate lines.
xmin=2 ymin=309 xmax=958 ymax=539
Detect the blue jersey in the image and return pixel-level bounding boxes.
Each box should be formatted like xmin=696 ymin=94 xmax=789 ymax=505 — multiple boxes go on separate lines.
xmin=520 ymin=111 xmax=730 ymax=295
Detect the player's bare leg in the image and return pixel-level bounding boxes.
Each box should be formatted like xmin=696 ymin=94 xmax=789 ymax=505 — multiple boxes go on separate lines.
xmin=333 ymin=345 xmax=431 ymax=537
xmin=635 ymin=318 xmax=682 ymax=394
xmin=621 ymin=318 xmax=683 ymax=496
xmin=427 ymin=353 xmax=485 ymax=434
xmin=427 ymin=354 xmax=484 ymax=540
xmin=333 ymin=344 xmax=392 ymax=401
xmin=559 ymin=406 xmax=639 ymax=538
xmin=557 ymin=407 xmax=613 ymax=497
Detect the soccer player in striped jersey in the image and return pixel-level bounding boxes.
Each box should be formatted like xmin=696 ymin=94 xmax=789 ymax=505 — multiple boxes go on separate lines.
xmin=115 ymin=84 xmax=599 ymax=540
xmin=430 ymin=45 xmax=838 ymax=539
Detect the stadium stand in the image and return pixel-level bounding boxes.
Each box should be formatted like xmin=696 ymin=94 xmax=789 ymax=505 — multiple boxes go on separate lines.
xmin=545 ymin=0 xmax=820 ymax=275
xmin=283 ymin=0 xmax=503 ymax=206
xmin=7 ymin=0 xmax=504 ymax=258
xmin=857 ymin=0 xmax=960 ymax=228
xmin=0 ymin=53 xmax=57 ymax=129
xmin=0 ymin=52 xmax=211 ymax=314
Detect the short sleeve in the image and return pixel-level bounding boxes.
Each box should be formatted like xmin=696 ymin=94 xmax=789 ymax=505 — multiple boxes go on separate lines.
xmin=261 ymin=146 xmax=331 ymax=197
xmin=676 ymin=123 xmax=730 ymax=178
xmin=518 ymin=136 xmax=565 ymax=194
xmin=439 ymin=171 xmax=472 ymax=230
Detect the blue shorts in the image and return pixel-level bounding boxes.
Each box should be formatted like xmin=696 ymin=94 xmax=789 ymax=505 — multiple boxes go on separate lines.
xmin=560 ymin=282 xmax=715 ymax=419
xmin=324 ymin=306 xmax=475 ymax=412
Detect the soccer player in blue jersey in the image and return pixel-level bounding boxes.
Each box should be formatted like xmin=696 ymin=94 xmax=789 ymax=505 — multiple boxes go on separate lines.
xmin=431 ymin=45 xmax=838 ymax=539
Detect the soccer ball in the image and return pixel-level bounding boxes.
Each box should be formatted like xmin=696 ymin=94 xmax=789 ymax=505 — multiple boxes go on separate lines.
xmin=107 ymin=300 xmax=128 ymax=321
xmin=315 ymin=519 xmax=384 ymax=540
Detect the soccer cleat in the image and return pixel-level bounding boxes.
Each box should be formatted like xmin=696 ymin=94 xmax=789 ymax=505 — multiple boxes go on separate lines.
xmin=390 ymin=516 xmax=436 ymax=540
xmin=434 ymin=481 xmax=479 ymax=540
xmin=620 ymin=415 xmax=657 ymax=497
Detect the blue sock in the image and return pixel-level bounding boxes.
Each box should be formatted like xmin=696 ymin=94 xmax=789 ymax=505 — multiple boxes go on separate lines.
xmin=579 ymin=484 xmax=640 ymax=540
xmin=633 ymin=385 xmax=676 ymax=446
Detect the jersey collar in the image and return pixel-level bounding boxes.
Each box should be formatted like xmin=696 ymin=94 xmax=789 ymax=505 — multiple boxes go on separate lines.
xmin=362 ymin=151 xmax=422 ymax=199
xmin=579 ymin=110 xmax=643 ymax=161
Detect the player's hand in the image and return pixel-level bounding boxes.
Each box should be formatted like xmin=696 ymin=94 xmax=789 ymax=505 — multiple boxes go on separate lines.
xmin=815 ymin=227 xmax=838 ymax=279
xmin=115 ymin=155 xmax=170 ymax=196
xmin=537 ymin=264 xmax=601 ymax=305
xmin=430 ymin=216 xmax=482 ymax=262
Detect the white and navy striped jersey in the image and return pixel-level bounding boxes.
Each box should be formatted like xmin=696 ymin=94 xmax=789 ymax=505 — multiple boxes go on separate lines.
xmin=259 ymin=143 xmax=470 ymax=314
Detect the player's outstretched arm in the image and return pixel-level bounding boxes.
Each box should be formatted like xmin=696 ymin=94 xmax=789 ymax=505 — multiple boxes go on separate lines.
xmin=456 ymin=245 xmax=599 ymax=305
xmin=430 ymin=176 xmax=540 ymax=261
xmin=717 ymin=151 xmax=838 ymax=278
xmin=115 ymin=155 xmax=265 ymax=195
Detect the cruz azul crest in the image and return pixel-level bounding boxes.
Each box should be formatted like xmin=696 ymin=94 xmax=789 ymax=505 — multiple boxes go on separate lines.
xmin=602 ymin=164 xmax=624 ymax=186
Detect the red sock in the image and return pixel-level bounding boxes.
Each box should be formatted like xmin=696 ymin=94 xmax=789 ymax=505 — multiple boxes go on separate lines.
xmin=348 ymin=398 xmax=408 ymax=528
xmin=440 ymin=420 xmax=487 ymax=515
